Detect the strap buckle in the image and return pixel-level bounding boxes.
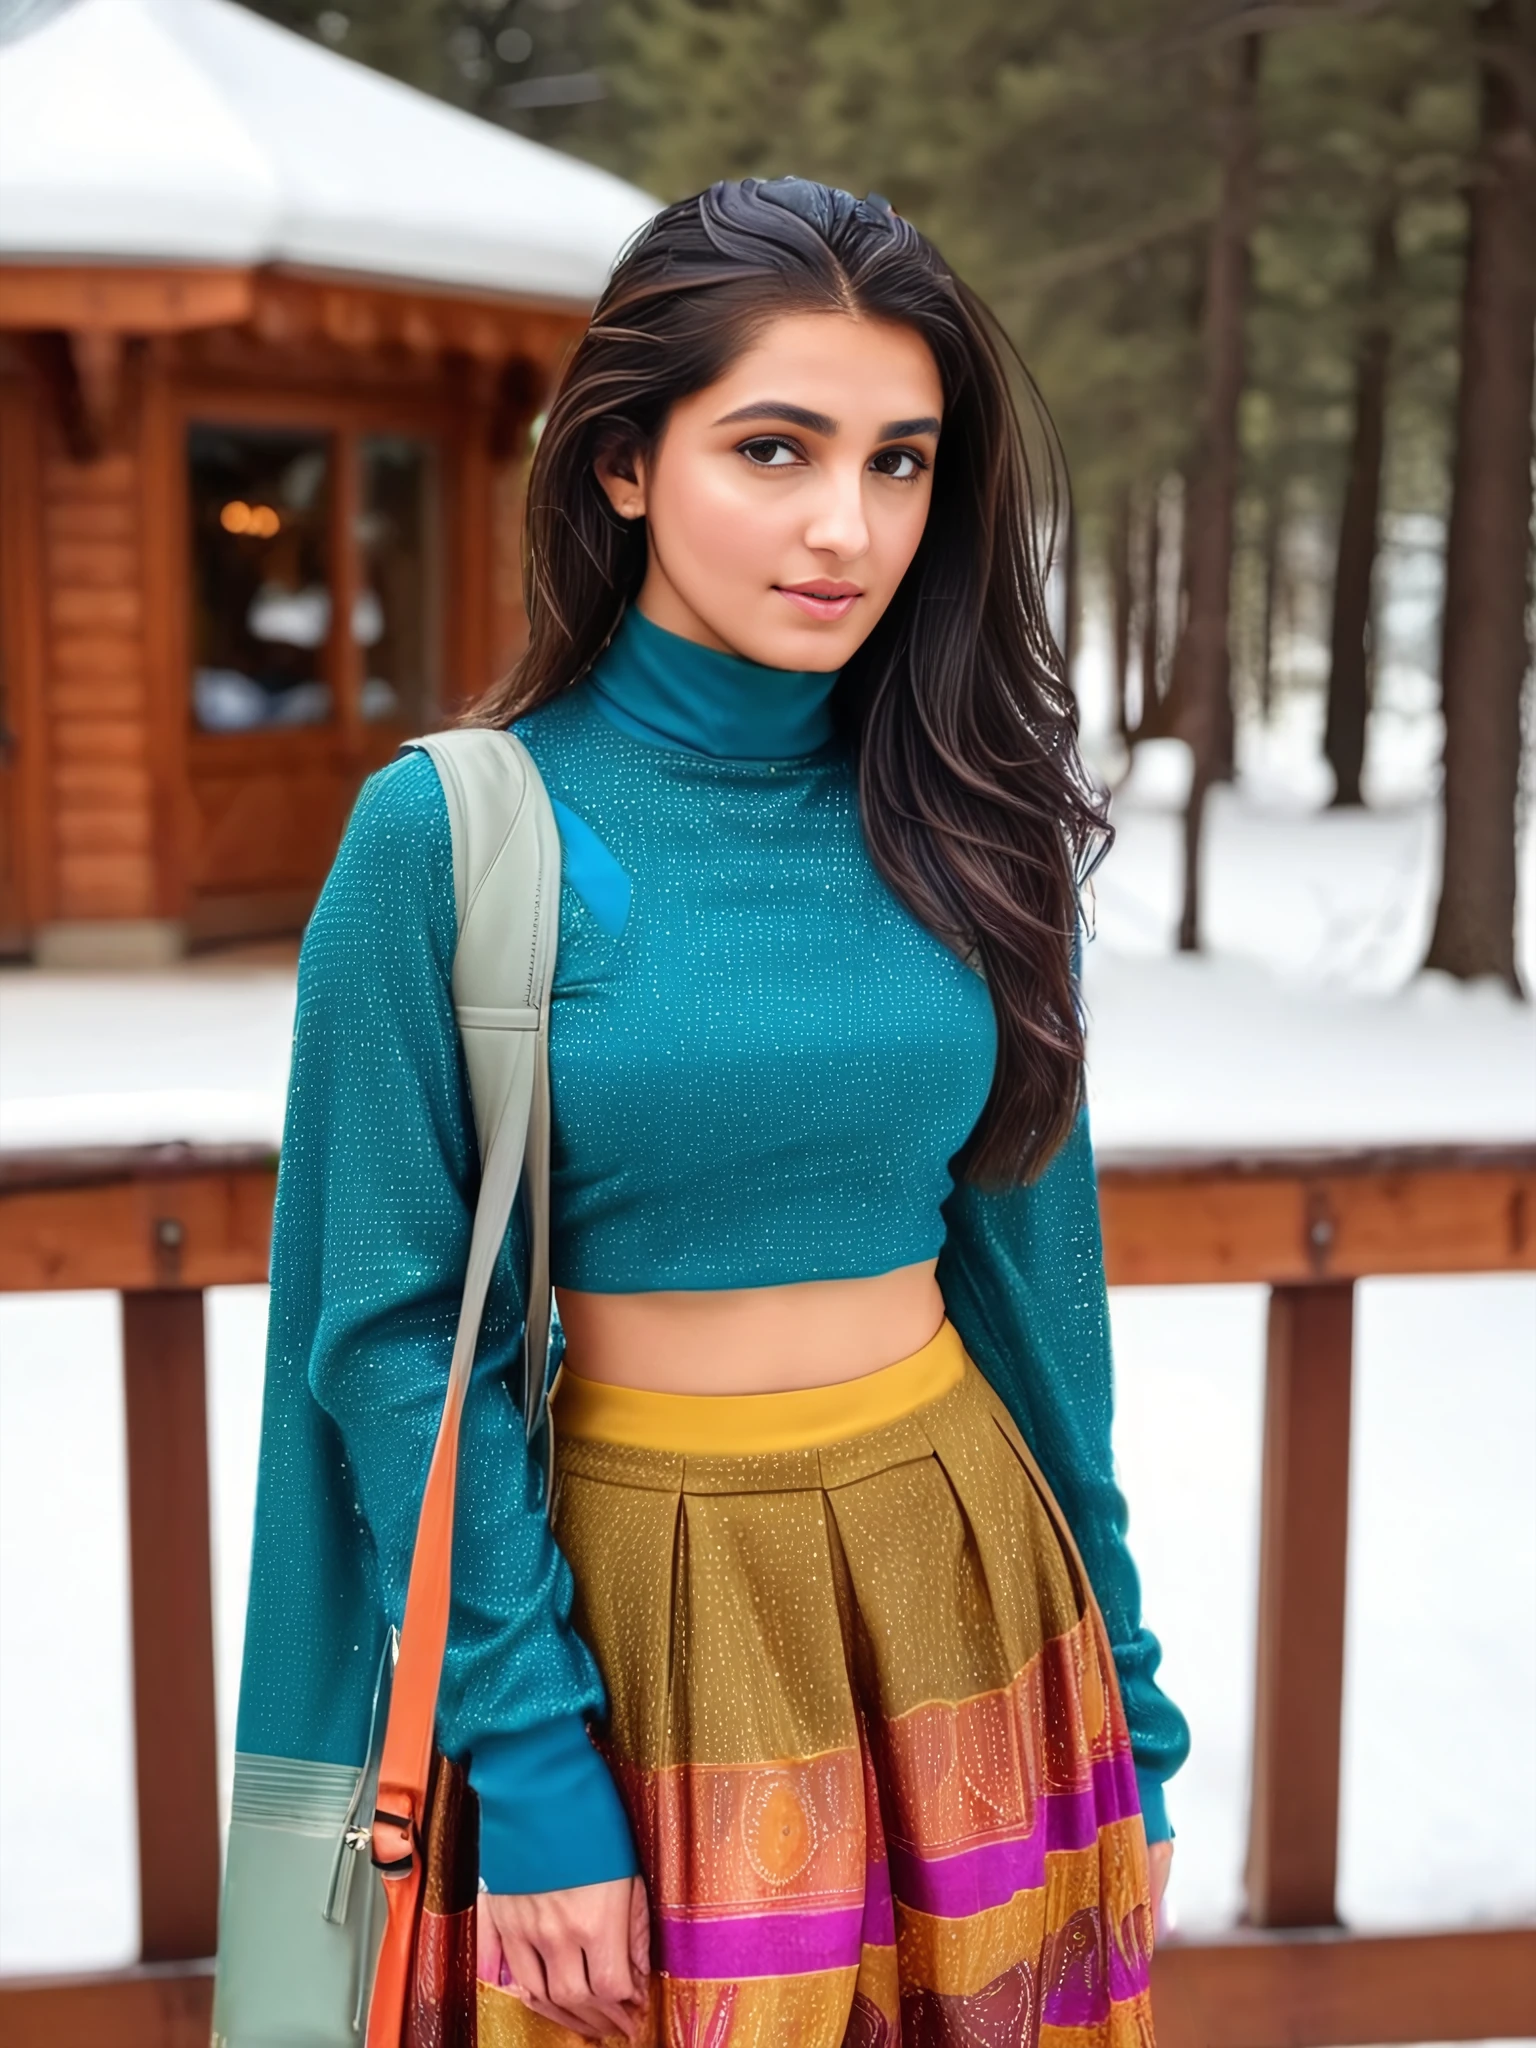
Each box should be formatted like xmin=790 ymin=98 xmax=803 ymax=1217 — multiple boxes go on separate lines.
xmin=371 ymin=1805 xmax=416 ymax=1876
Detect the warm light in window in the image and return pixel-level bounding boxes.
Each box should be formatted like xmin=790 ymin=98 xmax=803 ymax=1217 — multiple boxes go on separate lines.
xmin=220 ymin=500 xmax=281 ymax=537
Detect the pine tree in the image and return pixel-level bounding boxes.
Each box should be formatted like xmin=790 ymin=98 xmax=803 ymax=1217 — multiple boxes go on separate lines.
xmin=1174 ymin=26 xmax=1263 ymax=954
xmin=1424 ymin=0 xmax=1536 ymax=991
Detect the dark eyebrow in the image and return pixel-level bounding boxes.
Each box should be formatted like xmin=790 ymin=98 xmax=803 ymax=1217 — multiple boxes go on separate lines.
xmin=713 ymin=401 xmax=838 ymax=435
xmin=712 ymin=402 xmax=942 ymax=442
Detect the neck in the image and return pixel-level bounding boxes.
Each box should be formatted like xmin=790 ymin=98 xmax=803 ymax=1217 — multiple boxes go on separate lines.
xmin=587 ymin=607 xmax=838 ymax=761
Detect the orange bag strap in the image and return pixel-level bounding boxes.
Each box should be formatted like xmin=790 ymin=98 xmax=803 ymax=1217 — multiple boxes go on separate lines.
xmin=366 ymin=732 xmax=560 ymax=2043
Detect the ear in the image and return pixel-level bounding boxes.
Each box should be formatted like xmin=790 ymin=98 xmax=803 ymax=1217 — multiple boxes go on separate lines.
xmin=594 ymin=439 xmax=648 ymax=522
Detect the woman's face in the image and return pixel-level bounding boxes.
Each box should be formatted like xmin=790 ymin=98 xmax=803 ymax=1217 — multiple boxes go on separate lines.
xmin=596 ymin=310 xmax=942 ymax=671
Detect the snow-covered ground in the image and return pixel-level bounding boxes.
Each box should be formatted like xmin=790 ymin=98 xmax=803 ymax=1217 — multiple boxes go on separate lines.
xmin=1 ymin=629 xmax=1533 ymax=1980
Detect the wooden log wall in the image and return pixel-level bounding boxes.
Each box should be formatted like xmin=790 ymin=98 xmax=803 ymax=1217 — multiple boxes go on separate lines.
xmin=39 ymin=396 xmax=159 ymax=923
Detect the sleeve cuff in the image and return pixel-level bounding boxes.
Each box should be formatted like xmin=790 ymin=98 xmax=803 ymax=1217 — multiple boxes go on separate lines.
xmin=469 ymin=1716 xmax=638 ymax=1895
xmin=1135 ymin=1767 xmax=1173 ymax=1844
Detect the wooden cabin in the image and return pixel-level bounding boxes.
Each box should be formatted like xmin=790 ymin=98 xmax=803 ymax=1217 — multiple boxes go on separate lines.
xmin=0 ymin=0 xmax=653 ymax=964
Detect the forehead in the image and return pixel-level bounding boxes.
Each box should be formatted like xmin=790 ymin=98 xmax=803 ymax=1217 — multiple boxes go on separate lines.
xmin=696 ymin=311 xmax=943 ymax=424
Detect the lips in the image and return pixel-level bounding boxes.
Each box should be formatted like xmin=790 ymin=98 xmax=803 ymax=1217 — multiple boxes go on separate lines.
xmin=775 ymin=581 xmax=863 ymax=622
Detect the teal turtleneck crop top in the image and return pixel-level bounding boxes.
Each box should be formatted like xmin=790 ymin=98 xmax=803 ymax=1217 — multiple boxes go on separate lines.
xmin=233 ymin=604 xmax=1188 ymax=1910
xmin=523 ymin=608 xmax=998 ymax=1293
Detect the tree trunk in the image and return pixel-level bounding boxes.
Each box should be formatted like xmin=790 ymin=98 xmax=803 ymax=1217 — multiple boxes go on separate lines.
xmin=1258 ymin=480 xmax=1283 ymax=724
xmin=1213 ymin=616 xmax=1237 ymax=782
xmin=1111 ymin=484 xmax=1134 ymax=741
xmin=1424 ymin=0 xmax=1536 ymax=992
xmin=1175 ymin=31 xmax=1263 ymax=953
xmin=1138 ymin=481 xmax=1164 ymax=739
xmin=1325 ymin=203 xmax=1398 ymax=807
xmin=1062 ymin=503 xmax=1082 ymax=698
xmin=1140 ymin=472 xmax=1191 ymax=741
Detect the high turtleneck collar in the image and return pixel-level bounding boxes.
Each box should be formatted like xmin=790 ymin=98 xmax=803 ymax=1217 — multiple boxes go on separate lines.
xmin=587 ymin=606 xmax=838 ymax=761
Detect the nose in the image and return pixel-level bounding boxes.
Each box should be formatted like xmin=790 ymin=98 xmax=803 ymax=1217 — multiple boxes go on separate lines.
xmin=801 ymin=459 xmax=870 ymax=561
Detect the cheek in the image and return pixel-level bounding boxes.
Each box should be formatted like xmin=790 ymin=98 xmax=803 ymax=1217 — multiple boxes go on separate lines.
xmin=652 ymin=461 xmax=786 ymax=584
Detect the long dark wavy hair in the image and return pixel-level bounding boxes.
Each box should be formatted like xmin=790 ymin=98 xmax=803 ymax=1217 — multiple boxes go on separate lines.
xmin=467 ymin=176 xmax=1111 ymax=1185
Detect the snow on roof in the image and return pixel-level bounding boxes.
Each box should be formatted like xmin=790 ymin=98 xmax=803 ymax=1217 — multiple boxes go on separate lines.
xmin=0 ymin=0 xmax=658 ymax=302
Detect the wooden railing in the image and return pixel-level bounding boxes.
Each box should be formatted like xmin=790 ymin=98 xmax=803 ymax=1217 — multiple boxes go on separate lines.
xmin=1 ymin=1138 xmax=1533 ymax=2047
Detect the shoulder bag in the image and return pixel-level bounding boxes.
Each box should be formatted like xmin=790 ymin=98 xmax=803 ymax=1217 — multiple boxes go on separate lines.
xmin=211 ymin=727 xmax=561 ymax=2048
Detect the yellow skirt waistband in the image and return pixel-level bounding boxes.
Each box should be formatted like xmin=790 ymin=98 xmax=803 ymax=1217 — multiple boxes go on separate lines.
xmin=552 ymin=1318 xmax=966 ymax=1455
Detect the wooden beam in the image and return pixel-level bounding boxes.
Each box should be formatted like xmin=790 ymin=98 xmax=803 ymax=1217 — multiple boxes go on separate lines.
xmin=1 ymin=1144 xmax=1532 ymax=1297
xmin=0 ymin=1963 xmax=214 ymax=2048
xmin=255 ymin=265 xmax=585 ymax=365
xmin=1152 ymin=1924 xmax=1536 ymax=2047
xmin=1098 ymin=1146 xmax=1536 ymax=1286
xmin=121 ymin=1293 xmax=221 ymax=1961
xmin=0 ymin=266 xmax=254 ymax=334
xmin=1246 ymin=1282 xmax=1354 ymax=1927
xmin=0 ymin=1151 xmax=275 ymax=1292
xmin=64 ymin=332 xmax=125 ymax=458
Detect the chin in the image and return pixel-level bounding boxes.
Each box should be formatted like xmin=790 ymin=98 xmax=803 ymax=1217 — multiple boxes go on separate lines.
xmin=754 ymin=622 xmax=862 ymax=673
xmin=762 ymin=643 xmax=848 ymax=674
xmin=700 ymin=598 xmax=863 ymax=672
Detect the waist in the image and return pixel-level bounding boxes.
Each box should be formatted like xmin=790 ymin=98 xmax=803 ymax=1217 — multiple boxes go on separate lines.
xmin=554 ymin=1261 xmax=943 ymax=1395
xmin=552 ymin=1318 xmax=967 ymax=1454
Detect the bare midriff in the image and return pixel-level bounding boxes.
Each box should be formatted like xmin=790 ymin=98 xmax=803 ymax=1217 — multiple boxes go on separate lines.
xmin=555 ymin=1259 xmax=946 ymax=1395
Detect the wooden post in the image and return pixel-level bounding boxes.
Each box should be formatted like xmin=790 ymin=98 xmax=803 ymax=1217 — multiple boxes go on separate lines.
xmin=1245 ymin=1280 xmax=1355 ymax=1927
xmin=328 ymin=427 xmax=364 ymax=753
xmin=448 ymin=364 xmax=496 ymax=711
xmin=120 ymin=1289 xmax=221 ymax=1961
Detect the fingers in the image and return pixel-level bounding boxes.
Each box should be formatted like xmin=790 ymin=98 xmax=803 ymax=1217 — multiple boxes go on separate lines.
xmin=475 ymin=1892 xmax=505 ymax=1986
xmin=546 ymin=1940 xmax=636 ymax=2043
xmin=484 ymin=1902 xmax=588 ymax=2034
xmin=498 ymin=1929 xmax=594 ymax=2036
xmin=484 ymin=1880 xmax=650 ymax=2043
xmin=577 ymin=1890 xmax=641 ymax=2039
xmin=628 ymin=1875 xmax=652 ymax=1986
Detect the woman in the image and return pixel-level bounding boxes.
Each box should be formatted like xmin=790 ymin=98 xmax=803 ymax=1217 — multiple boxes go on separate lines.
xmin=236 ymin=177 xmax=1188 ymax=2046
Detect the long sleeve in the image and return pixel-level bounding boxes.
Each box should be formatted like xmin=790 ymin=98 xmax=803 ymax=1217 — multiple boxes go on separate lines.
xmin=937 ymin=1106 xmax=1189 ymax=1841
xmin=259 ymin=748 xmax=635 ymax=1892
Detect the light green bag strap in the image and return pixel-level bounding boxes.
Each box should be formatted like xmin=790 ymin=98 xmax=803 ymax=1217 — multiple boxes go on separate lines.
xmin=407 ymin=728 xmax=561 ymax=1444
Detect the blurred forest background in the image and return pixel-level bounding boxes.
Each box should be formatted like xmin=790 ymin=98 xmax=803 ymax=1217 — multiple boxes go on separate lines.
xmin=240 ymin=0 xmax=1536 ymax=989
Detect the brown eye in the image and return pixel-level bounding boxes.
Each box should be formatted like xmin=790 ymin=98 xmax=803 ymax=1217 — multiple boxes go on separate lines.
xmin=872 ymin=448 xmax=926 ymax=480
xmin=740 ymin=437 xmax=801 ymax=468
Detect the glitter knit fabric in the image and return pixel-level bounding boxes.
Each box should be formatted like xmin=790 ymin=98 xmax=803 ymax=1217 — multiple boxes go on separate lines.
xmin=514 ymin=680 xmax=998 ymax=1292
xmin=474 ymin=1323 xmax=1155 ymax=2047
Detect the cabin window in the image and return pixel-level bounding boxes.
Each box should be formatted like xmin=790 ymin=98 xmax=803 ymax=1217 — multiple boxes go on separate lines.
xmin=188 ymin=422 xmax=443 ymax=735
xmin=189 ymin=425 xmax=335 ymax=732
xmin=359 ymin=434 xmax=438 ymax=728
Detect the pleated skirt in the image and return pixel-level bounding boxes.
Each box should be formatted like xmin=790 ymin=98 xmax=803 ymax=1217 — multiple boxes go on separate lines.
xmin=478 ymin=1320 xmax=1155 ymax=2047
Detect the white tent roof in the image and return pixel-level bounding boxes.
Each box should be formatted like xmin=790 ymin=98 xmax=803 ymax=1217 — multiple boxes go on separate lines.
xmin=0 ymin=0 xmax=657 ymax=302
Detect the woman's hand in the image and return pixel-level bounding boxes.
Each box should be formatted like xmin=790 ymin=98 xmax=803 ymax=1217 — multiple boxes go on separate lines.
xmin=477 ymin=1874 xmax=650 ymax=2041
xmin=1148 ymin=1838 xmax=1174 ymax=1938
